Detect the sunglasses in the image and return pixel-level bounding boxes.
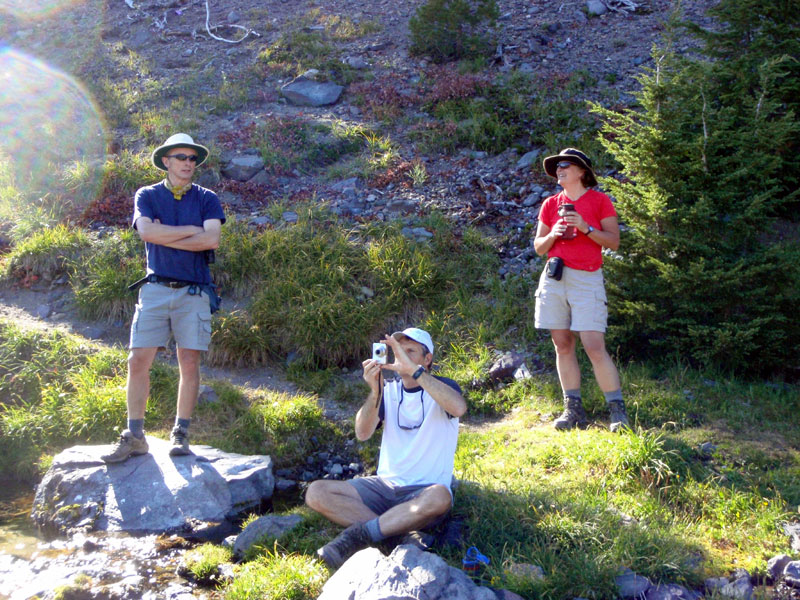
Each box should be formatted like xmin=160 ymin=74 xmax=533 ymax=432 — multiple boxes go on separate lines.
xmin=556 ymin=161 xmax=575 ymax=169
xmin=397 ymin=387 xmax=425 ymax=430
xmin=166 ymin=153 xmax=199 ymax=162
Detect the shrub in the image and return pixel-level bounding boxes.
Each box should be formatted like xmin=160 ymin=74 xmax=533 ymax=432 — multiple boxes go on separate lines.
xmin=417 ymin=70 xmax=605 ymax=156
xmin=409 ymin=0 xmax=499 ymax=63
xmin=258 ymin=24 xmax=360 ymax=84
xmin=252 ymin=117 xmax=365 ymax=175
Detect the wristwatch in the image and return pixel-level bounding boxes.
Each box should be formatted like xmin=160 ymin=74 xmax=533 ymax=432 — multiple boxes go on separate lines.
xmin=585 ymin=225 xmax=595 ymax=235
xmin=412 ymin=365 xmax=425 ymax=380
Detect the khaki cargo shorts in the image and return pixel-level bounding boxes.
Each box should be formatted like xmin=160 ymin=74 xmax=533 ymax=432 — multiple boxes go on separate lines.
xmin=129 ymin=283 xmax=212 ymax=350
xmin=534 ymin=266 xmax=608 ymax=332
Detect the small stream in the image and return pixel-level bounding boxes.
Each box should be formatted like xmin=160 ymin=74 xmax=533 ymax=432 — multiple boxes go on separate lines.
xmin=0 ymin=487 xmax=219 ymax=600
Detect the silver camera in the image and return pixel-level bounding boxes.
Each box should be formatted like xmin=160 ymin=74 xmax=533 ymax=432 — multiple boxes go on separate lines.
xmin=372 ymin=342 xmax=388 ymax=364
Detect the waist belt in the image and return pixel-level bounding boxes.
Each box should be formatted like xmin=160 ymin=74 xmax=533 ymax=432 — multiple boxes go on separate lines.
xmin=148 ymin=275 xmax=198 ymax=289
xmin=128 ymin=274 xmax=200 ymax=291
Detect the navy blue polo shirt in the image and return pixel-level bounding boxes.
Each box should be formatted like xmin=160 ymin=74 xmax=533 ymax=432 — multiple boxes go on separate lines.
xmin=132 ymin=182 xmax=225 ymax=285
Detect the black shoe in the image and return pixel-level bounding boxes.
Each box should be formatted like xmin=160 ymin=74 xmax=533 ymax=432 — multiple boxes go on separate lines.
xmin=554 ymin=395 xmax=589 ymax=430
xmin=437 ymin=516 xmax=465 ymax=550
xmin=400 ymin=530 xmax=435 ymax=551
xmin=316 ymin=522 xmax=370 ymax=569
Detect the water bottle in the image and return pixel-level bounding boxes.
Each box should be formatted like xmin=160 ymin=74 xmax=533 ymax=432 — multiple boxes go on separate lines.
xmin=558 ymin=203 xmax=577 ymax=239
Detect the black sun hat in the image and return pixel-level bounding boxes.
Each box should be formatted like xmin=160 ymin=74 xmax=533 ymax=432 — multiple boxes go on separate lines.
xmin=542 ymin=148 xmax=598 ymax=187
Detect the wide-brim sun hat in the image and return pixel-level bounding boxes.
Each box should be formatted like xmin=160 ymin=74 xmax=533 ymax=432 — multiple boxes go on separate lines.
xmin=151 ymin=133 xmax=209 ymax=171
xmin=542 ymin=147 xmax=598 ymax=187
xmin=392 ymin=327 xmax=434 ymax=356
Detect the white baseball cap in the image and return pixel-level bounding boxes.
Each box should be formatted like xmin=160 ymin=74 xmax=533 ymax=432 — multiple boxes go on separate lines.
xmin=392 ymin=327 xmax=434 ymax=356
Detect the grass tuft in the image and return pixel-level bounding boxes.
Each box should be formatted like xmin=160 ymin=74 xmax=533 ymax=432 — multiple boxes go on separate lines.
xmin=2 ymin=225 xmax=90 ymax=284
xmin=182 ymin=543 xmax=233 ymax=583
xmin=224 ymin=550 xmax=326 ymax=600
xmin=71 ymin=229 xmax=144 ymax=323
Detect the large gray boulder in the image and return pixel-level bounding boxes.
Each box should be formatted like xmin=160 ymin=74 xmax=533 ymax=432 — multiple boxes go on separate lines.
xmin=32 ymin=438 xmax=274 ymax=535
xmin=222 ymin=154 xmax=265 ymax=181
xmin=318 ymin=544 xmax=499 ymax=600
xmin=281 ymin=76 xmax=343 ymax=107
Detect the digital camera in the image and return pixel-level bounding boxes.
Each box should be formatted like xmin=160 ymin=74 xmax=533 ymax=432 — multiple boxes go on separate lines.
xmin=372 ymin=342 xmax=388 ymax=364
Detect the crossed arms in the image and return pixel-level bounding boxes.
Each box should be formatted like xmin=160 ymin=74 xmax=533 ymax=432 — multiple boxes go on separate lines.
xmin=135 ymin=217 xmax=221 ymax=251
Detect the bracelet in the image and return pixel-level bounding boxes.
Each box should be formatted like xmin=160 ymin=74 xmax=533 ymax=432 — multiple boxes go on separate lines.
xmin=412 ymin=365 xmax=425 ymax=380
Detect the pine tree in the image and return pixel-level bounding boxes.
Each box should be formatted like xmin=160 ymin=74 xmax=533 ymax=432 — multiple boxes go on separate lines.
xmin=591 ymin=43 xmax=800 ymax=378
xmin=408 ymin=0 xmax=498 ymax=63
xmin=684 ymin=0 xmax=800 ymax=211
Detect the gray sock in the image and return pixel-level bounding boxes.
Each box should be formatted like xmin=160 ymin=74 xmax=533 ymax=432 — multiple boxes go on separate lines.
xmin=604 ymin=389 xmax=623 ymax=404
xmin=128 ymin=419 xmax=144 ymax=439
xmin=365 ymin=517 xmax=384 ymax=543
xmin=175 ymin=417 xmax=191 ymax=430
xmin=564 ymin=388 xmax=581 ymax=400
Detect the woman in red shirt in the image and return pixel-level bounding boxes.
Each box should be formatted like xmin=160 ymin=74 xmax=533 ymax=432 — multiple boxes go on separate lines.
xmin=533 ymin=148 xmax=629 ymax=432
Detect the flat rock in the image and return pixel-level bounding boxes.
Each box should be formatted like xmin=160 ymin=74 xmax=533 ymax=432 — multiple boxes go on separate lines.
xmin=233 ymin=514 xmax=303 ymax=558
xmin=281 ymin=76 xmax=343 ymax=107
xmin=32 ymin=439 xmax=274 ymax=535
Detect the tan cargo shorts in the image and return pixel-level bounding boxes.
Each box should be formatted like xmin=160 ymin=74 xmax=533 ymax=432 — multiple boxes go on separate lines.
xmin=129 ymin=283 xmax=212 ymax=350
xmin=534 ymin=266 xmax=608 ymax=332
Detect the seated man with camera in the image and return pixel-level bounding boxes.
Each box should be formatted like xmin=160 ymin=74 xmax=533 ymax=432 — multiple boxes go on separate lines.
xmin=305 ymin=328 xmax=466 ymax=570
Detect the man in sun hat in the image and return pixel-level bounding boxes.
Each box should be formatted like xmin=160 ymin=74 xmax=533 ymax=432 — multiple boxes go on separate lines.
xmin=306 ymin=327 xmax=466 ymax=570
xmin=101 ymin=133 xmax=225 ymax=463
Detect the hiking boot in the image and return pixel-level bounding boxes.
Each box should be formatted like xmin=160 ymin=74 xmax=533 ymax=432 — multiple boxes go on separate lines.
xmin=608 ymin=400 xmax=630 ymax=432
xmin=101 ymin=430 xmax=148 ymax=463
xmin=169 ymin=425 xmax=191 ymax=456
xmin=553 ymin=395 xmax=589 ymax=430
xmin=400 ymin=530 xmax=436 ymax=551
xmin=316 ymin=522 xmax=370 ymax=570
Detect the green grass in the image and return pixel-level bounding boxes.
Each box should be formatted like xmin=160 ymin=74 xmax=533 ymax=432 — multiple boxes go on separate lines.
xmin=258 ymin=14 xmax=364 ymax=85
xmin=208 ymin=204 xmax=504 ymax=371
xmin=0 ymin=321 xmax=176 ymax=479
xmin=413 ymin=69 xmax=609 ymax=160
xmin=224 ymin=550 xmax=326 ymax=600
xmin=71 ymin=228 xmax=145 ymax=323
xmin=251 ymin=118 xmax=366 ymax=175
xmin=0 ymin=222 xmax=797 ymax=597
xmin=1 ymin=225 xmax=91 ymax=284
xmin=182 ymin=543 xmax=234 ymax=583
xmin=256 ymin=8 xmax=378 ymax=85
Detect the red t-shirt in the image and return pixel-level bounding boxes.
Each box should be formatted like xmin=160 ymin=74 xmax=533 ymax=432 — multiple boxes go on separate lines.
xmin=539 ymin=189 xmax=617 ymax=272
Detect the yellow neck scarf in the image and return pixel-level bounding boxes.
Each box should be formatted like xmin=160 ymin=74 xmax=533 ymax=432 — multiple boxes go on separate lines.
xmin=164 ymin=178 xmax=192 ymax=200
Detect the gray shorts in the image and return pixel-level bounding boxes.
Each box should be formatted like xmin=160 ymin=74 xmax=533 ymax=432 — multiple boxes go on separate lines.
xmin=349 ymin=476 xmax=452 ymax=518
xmin=534 ymin=266 xmax=608 ymax=332
xmin=129 ymin=283 xmax=212 ymax=350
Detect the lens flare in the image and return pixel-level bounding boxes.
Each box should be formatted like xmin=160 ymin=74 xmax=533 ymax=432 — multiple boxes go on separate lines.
xmin=0 ymin=0 xmax=82 ymax=20
xmin=0 ymin=48 xmax=105 ymax=207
